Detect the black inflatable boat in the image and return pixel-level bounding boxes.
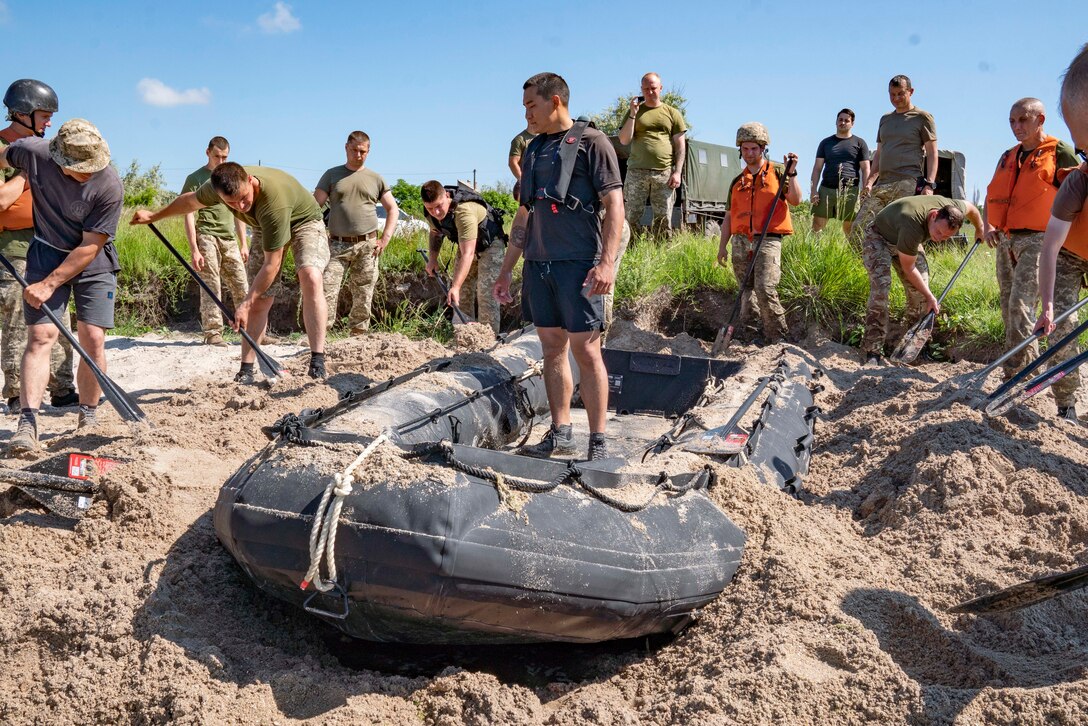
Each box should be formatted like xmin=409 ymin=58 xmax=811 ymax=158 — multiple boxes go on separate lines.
xmin=213 ymin=329 xmax=819 ymax=644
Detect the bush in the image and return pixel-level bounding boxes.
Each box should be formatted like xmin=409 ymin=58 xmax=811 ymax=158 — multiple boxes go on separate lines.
xmin=119 ymin=160 xmax=175 ymax=208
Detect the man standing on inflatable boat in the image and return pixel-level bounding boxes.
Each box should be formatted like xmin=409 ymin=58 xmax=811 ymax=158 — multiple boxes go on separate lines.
xmin=493 ymin=72 xmax=624 ymax=462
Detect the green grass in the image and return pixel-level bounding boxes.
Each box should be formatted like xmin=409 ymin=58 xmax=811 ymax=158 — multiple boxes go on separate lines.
xmin=111 ymin=208 xmax=1033 ymax=352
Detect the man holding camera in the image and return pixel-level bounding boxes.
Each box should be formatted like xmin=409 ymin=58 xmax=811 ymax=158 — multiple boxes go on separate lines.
xmin=618 ymin=72 xmax=686 ymax=238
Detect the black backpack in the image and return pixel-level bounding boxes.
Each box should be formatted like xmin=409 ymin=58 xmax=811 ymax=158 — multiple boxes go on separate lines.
xmin=425 ymin=184 xmax=507 ymax=252
xmin=519 ymin=117 xmax=596 ymax=214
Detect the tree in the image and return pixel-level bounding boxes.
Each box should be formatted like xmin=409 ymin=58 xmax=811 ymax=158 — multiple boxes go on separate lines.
xmin=589 ymin=88 xmax=691 ymax=137
xmin=391 ymin=178 xmax=424 ymax=219
xmin=119 ymin=160 xmax=175 ymax=208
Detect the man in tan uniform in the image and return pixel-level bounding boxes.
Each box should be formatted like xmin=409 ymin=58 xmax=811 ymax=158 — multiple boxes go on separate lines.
xmin=315 ymin=131 xmax=399 ymax=335
xmin=0 ymin=79 xmax=76 ymax=412
xmin=508 ymin=128 xmax=536 ymax=199
xmin=182 ymin=136 xmax=249 ymax=347
xmin=854 ymin=75 xmax=939 ymax=237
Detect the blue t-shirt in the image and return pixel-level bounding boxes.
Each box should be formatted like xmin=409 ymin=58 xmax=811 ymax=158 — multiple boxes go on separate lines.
xmin=6 ymin=137 xmax=122 ymax=275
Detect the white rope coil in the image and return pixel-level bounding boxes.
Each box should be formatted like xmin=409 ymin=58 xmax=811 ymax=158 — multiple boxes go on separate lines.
xmin=300 ymin=431 xmax=389 ymax=592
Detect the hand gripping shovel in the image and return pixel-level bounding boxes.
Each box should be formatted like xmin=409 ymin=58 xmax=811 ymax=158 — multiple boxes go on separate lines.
xmin=950 ymin=563 xmax=1088 ymax=615
xmin=418 ymin=249 xmax=474 ymax=325
xmin=0 ymin=252 xmax=148 ymax=426
xmin=711 ymin=156 xmax=798 ymax=356
xmin=944 ymin=294 xmax=1088 ymax=392
xmin=148 ymin=224 xmax=286 ymax=381
xmin=890 ymin=239 xmax=981 ymax=364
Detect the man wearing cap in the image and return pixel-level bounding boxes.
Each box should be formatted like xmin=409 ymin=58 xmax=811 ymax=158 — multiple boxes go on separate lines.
xmin=0 ymin=118 xmax=124 ymax=453
xmin=132 ymin=163 xmax=331 ymax=382
xmin=717 ymin=122 xmax=802 ymax=344
xmin=0 ymin=79 xmax=77 ymax=413
xmin=182 ymin=136 xmax=249 ymax=347
xmin=315 ymin=130 xmax=399 ymax=335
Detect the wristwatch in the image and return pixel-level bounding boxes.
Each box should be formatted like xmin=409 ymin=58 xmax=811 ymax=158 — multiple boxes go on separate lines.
xmin=922 ymin=179 xmax=937 ymax=189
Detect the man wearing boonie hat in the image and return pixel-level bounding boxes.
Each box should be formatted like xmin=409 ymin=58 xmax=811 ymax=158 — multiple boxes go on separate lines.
xmin=0 ymin=118 xmax=123 ymax=453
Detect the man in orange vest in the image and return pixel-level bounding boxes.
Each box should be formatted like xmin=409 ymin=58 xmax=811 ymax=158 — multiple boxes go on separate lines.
xmin=0 ymin=80 xmax=76 ymax=414
xmin=983 ymin=98 xmax=1077 ymax=380
xmin=716 ymin=122 xmax=801 ymax=343
xmin=1035 ymin=43 xmax=1088 ymax=424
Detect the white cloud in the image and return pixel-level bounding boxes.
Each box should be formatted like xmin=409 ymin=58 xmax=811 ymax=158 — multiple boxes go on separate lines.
xmin=0 ymin=1 xmax=10 ymax=25
xmin=136 ymin=79 xmax=212 ymax=107
xmin=257 ymin=2 xmax=300 ymax=34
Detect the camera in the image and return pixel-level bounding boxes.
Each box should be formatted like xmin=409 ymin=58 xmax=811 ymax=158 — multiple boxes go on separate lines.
xmin=636 ymin=95 xmax=645 ymax=103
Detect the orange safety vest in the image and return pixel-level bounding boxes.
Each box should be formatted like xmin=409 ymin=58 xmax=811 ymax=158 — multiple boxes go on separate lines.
xmin=1063 ymin=208 xmax=1088 ymax=262
xmin=729 ymin=160 xmax=793 ymax=238
xmin=0 ymin=128 xmax=34 ymax=233
xmin=985 ymin=136 xmax=1062 ymax=232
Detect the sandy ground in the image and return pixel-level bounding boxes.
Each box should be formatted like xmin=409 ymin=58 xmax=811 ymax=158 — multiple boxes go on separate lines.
xmin=2 ymin=323 xmax=1088 ymax=725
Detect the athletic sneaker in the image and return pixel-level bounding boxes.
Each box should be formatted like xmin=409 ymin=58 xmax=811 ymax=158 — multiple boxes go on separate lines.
xmin=587 ymin=433 xmax=610 ymax=461
xmin=8 ymin=417 xmax=38 ymax=454
xmin=77 ymin=408 xmax=99 ymax=430
xmin=518 ymin=423 xmax=577 ymax=459
xmin=50 ymin=389 xmax=79 ymax=408
xmin=308 ymin=357 xmax=327 ymax=380
xmin=1058 ymin=406 xmax=1084 ymax=425
xmin=234 ymin=368 xmax=256 ymax=385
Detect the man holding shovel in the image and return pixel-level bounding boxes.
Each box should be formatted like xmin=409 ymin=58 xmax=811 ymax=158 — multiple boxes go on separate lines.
xmin=983 ymin=98 xmax=1077 ymax=380
xmin=1033 ymin=43 xmax=1088 ymax=424
xmin=859 ymin=195 xmax=984 ymax=365
xmin=716 ymin=122 xmax=802 ymax=345
xmin=0 ymin=119 xmax=123 ymax=452
xmin=132 ymin=163 xmax=331 ymax=382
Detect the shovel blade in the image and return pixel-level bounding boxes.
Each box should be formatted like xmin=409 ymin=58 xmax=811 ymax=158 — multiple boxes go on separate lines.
xmin=13 ymin=485 xmax=94 ymax=521
xmin=681 ymin=424 xmax=750 ymax=456
xmin=950 ymin=564 xmax=1088 ymax=614
xmin=891 ymin=320 xmax=934 ymax=364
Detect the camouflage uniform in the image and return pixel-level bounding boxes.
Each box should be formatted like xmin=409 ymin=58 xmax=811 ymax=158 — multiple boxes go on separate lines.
xmin=860 ymin=224 xmax=931 ymax=355
xmin=322 ymin=235 xmax=379 ymax=334
xmin=602 ymin=219 xmax=631 ymax=331
xmin=730 ymin=233 xmax=788 ymax=341
xmin=453 ymin=242 xmax=504 ymax=334
xmin=195 ymin=233 xmax=249 ymax=336
xmin=0 ymin=245 xmax=75 ymax=400
xmin=994 ymin=231 xmax=1044 ymax=376
xmin=246 ymin=219 xmax=331 ymax=301
xmin=852 ymin=178 xmax=918 ymax=245
xmin=1049 ymin=250 xmax=1088 ymax=408
xmin=624 ymin=167 xmax=674 ymax=237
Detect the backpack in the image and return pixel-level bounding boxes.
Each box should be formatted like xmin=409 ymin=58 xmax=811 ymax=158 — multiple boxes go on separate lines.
xmin=519 ymin=117 xmax=597 ymax=214
xmin=425 ymin=183 xmax=507 ymax=252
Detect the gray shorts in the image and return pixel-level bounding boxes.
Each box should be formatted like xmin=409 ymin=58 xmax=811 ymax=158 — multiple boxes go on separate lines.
xmin=24 ymin=272 xmax=116 ymax=329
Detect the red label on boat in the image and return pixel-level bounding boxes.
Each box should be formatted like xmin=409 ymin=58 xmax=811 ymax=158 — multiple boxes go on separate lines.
xmin=68 ymin=453 xmax=120 ymax=480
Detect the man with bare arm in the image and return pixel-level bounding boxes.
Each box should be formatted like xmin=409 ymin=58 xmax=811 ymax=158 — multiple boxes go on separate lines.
xmin=494 ymin=72 xmax=624 ymax=461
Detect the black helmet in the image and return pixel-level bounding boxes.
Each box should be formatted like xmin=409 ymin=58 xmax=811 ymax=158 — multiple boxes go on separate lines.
xmin=4 ymin=79 xmax=59 ymax=116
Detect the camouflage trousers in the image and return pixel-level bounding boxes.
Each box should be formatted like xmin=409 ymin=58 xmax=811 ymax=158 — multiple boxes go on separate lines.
xmin=861 ymin=226 xmax=931 ymax=356
xmin=323 ymin=235 xmax=379 ymax=334
xmin=0 ymin=258 xmax=75 ymax=399
xmin=730 ymin=233 xmax=788 ymax=342
xmin=624 ymin=167 xmax=675 ymax=237
xmin=851 ymin=178 xmax=919 ymax=246
xmin=195 ymin=234 xmax=249 ymax=336
xmin=602 ymin=219 xmax=632 ymax=331
xmin=1049 ymin=250 xmax=1088 ymax=408
xmin=454 ymin=243 xmax=504 ymax=334
xmin=995 ymin=231 xmax=1044 ymax=375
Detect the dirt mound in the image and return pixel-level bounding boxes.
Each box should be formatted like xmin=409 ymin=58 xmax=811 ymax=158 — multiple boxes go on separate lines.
xmin=2 ymin=325 xmax=1088 ymax=724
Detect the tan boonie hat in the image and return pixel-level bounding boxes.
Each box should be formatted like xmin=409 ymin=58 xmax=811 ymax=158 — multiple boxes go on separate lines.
xmin=49 ymin=118 xmax=110 ymax=174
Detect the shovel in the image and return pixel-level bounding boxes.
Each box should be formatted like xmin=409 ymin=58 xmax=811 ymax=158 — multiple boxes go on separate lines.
xmin=950 ymin=563 xmax=1088 ymax=615
xmin=890 ymin=239 xmax=981 ymax=364
xmin=984 ymin=343 xmax=1088 ymax=417
xmin=680 ymin=371 xmax=781 ymax=456
xmin=2 ymin=453 xmax=120 ymax=521
xmin=418 ymin=250 xmax=474 ymax=325
xmin=0 ymin=253 xmax=148 ymax=426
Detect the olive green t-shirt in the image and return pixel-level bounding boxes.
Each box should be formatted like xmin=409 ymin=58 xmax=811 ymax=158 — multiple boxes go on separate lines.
xmin=427 ymin=200 xmax=487 ymax=243
xmin=628 ymin=104 xmax=687 ymax=171
xmin=182 ymin=166 xmax=237 ymax=239
xmin=509 ymin=129 xmax=536 ymax=159
xmin=875 ymin=195 xmax=967 ymax=256
xmin=194 ymin=166 xmax=322 ymax=252
xmin=876 ymin=107 xmax=938 ymax=183
xmin=315 ymin=165 xmax=391 ymax=237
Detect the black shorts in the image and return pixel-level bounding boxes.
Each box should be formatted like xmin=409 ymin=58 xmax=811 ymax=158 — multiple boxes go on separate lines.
xmin=521 ymin=259 xmax=603 ymax=333
xmin=24 ymin=241 xmax=117 ymax=329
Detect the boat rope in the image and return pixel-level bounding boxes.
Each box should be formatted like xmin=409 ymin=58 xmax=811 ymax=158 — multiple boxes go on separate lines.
xmin=300 ymin=431 xmax=390 ymax=592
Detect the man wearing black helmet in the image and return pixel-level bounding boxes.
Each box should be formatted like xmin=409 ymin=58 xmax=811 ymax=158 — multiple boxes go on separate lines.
xmin=0 ymin=80 xmax=76 ymax=415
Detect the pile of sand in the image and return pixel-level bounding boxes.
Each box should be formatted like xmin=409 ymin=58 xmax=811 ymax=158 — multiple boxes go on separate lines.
xmin=2 ymin=325 xmax=1088 ymax=724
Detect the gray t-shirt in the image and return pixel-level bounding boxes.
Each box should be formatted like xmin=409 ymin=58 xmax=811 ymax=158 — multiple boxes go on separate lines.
xmin=5 ymin=137 xmax=122 ymax=275
xmin=521 ymin=127 xmax=622 ymax=262
xmin=816 ymin=134 xmax=871 ymax=189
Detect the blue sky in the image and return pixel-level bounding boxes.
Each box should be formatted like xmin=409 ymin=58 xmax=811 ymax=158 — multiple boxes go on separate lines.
xmin=3 ymin=0 xmax=1083 ymax=200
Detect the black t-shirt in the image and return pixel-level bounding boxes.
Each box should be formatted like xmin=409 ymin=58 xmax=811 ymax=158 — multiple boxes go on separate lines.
xmin=521 ymin=126 xmax=622 ymax=262
xmin=816 ymin=134 xmax=871 ymax=189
